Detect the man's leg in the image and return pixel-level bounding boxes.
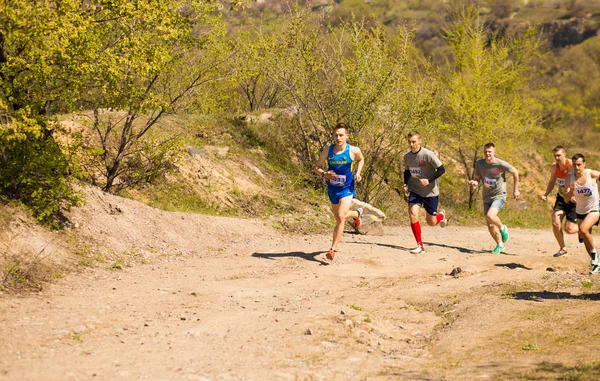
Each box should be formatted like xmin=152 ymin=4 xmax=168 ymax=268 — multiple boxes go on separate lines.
xmin=552 ymin=211 xmax=566 ymax=248
xmin=486 ymin=207 xmax=503 ymax=244
xmin=423 ymin=197 xmax=446 ymax=227
xmin=579 ymin=213 xmax=599 ymax=258
xmin=330 ymin=196 xmax=354 ymax=252
xmin=409 ymin=203 xmax=424 ymax=253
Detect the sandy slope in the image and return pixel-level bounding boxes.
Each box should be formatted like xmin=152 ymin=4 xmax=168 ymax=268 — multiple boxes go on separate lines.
xmin=1 ymin=186 xmax=599 ymax=381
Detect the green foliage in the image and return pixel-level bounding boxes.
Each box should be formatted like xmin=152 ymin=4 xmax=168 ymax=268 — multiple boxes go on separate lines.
xmin=0 ymin=110 xmax=81 ymax=226
xmin=1 ymin=0 xmax=240 ymax=195
xmin=230 ymin=8 xmax=436 ymax=205
xmin=435 ymin=7 xmax=543 ymax=208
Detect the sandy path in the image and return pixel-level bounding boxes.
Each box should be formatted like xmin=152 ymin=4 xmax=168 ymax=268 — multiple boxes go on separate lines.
xmin=1 ymin=224 xmax=599 ymax=381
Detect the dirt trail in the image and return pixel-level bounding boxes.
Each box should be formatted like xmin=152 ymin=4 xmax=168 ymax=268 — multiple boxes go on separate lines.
xmin=1 ymin=188 xmax=600 ymax=380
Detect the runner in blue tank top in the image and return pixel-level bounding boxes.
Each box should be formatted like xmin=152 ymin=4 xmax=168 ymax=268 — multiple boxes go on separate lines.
xmin=315 ymin=123 xmax=365 ymax=261
xmin=326 ymin=143 xmax=354 ymax=202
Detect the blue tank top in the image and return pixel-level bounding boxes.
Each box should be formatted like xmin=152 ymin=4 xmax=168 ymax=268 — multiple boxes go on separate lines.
xmin=327 ymin=143 xmax=353 ymax=189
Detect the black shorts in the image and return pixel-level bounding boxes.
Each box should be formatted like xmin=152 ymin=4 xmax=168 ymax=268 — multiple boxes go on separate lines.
xmin=408 ymin=192 xmax=439 ymax=216
xmin=576 ymin=212 xmax=600 ymax=226
xmin=553 ymin=194 xmax=577 ymax=223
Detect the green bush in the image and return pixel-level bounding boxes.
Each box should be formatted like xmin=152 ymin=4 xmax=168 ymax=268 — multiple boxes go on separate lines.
xmin=0 ymin=110 xmax=81 ymax=228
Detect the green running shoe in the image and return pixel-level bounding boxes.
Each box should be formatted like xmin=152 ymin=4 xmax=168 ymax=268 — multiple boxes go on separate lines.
xmin=500 ymin=224 xmax=509 ymax=243
xmin=492 ymin=244 xmax=505 ymax=254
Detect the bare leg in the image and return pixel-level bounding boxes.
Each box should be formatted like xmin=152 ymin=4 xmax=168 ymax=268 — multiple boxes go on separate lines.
xmin=408 ymin=203 xmax=420 ymax=224
xmin=330 ymin=196 xmax=354 ymax=250
xmin=578 ymin=212 xmax=599 ymax=259
xmin=486 ymin=207 xmax=503 ymax=245
xmin=552 ymin=211 xmax=566 ymax=249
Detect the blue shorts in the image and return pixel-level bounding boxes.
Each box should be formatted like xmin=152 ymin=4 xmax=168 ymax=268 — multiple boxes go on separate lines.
xmin=328 ymin=185 xmax=355 ymax=205
xmin=408 ymin=192 xmax=439 ymax=216
xmin=483 ymin=198 xmax=505 ymax=215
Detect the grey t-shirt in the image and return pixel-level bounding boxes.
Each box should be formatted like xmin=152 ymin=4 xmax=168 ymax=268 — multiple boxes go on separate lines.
xmin=403 ymin=147 xmax=443 ymax=197
xmin=474 ymin=158 xmax=514 ymax=202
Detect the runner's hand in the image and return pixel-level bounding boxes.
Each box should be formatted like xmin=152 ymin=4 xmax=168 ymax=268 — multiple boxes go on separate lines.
xmin=514 ymin=190 xmax=521 ymax=200
xmin=419 ymin=179 xmax=429 ymax=187
xmin=541 ymin=195 xmax=547 ymax=201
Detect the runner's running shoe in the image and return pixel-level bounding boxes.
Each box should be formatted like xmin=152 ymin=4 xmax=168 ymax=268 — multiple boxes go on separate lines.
xmin=353 ymin=207 xmax=363 ymax=229
xmin=553 ymin=248 xmax=568 ymax=257
xmin=500 ymin=225 xmax=509 ymax=243
xmin=439 ymin=209 xmax=447 ymax=228
xmin=590 ymin=264 xmax=600 ymax=274
xmin=409 ymin=245 xmax=425 ymax=254
xmin=492 ymin=244 xmax=505 ymax=254
xmin=578 ymin=231 xmax=584 ymax=244
xmin=326 ymin=249 xmax=336 ymax=260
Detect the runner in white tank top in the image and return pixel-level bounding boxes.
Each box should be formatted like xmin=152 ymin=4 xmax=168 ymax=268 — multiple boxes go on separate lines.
xmin=565 ymin=153 xmax=600 ymax=274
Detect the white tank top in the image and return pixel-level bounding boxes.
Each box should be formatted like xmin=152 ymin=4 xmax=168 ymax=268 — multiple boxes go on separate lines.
xmin=571 ymin=169 xmax=599 ymax=214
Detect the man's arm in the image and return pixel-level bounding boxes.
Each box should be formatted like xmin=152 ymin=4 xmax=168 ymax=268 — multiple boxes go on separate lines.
xmin=510 ymin=167 xmax=520 ymax=199
xmin=541 ymin=164 xmax=556 ymax=201
xmin=429 ymin=165 xmax=445 ymax=181
xmin=468 ymin=166 xmax=480 ymax=188
xmin=314 ymin=146 xmax=329 ymax=178
xmin=564 ymin=175 xmax=575 ymax=203
xmin=351 ymin=146 xmax=364 ymax=182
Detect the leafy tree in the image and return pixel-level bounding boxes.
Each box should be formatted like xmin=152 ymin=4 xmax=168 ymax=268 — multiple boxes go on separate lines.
xmin=227 ymin=28 xmax=286 ymax=112
xmin=236 ymin=7 xmax=435 ymax=203
xmin=434 ymin=8 xmax=543 ymax=208
xmin=0 ymin=0 xmax=84 ymax=225
xmin=67 ymin=0 xmax=238 ymax=192
xmin=1 ymin=0 xmax=243 ymax=195
xmin=0 ymin=109 xmax=81 ymax=227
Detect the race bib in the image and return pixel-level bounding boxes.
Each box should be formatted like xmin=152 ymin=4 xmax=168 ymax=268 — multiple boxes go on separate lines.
xmin=556 ymin=178 xmax=566 ymax=188
xmin=409 ymin=166 xmax=422 ymax=179
xmin=576 ymin=187 xmax=592 ymax=196
xmin=484 ymin=177 xmax=497 ymax=188
xmin=329 ymin=174 xmax=347 ymax=187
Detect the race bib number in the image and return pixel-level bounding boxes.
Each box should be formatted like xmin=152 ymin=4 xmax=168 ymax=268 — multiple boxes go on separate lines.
xmin=484 ymin=177 xmax=497 ymax=188
xmin=576 ymin=187 xmax=592 ymax=196
xmin=329 ymin=174 xmax=347 ymax=187
xmin=556 ymin=178 xmax=566 ymax=188
xmin=409 ymin=166 xmax=422 ymax=178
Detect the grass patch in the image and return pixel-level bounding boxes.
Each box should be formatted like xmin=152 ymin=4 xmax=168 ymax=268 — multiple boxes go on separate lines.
xmin=1 ymin=240 xmax=64 ymax=293
xmin=507 ymin=361 xmax=600 ymax=381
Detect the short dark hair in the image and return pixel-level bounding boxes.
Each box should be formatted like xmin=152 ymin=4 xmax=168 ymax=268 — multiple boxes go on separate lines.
xmin=334 ymin=122 xmax=349 ymax=133
xmin=572 ymin=153 xmax=586 ymax=162
xmin=484 ymin=142 xmax=495 ymax=149
xmin=553 ymin=146 xmax=565 ymax=153
xmin=407 ymin=131 xmax=421 ymax=139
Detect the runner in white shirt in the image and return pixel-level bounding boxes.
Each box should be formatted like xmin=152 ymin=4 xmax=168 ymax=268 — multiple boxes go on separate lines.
xmin=564 ymin=153 xmax=600 ymax=274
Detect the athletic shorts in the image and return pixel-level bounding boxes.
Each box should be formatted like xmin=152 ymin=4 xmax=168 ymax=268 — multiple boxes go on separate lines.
xmin=553 ymin=194 xmax=577 ymax=223
xmin=576 ymin=211 xmax=600 ymax=226
xmin=328 ymin=185 xmax=355 ymax=205
xmin=483 ymin=198 xmax=505 ymax=215
xmin=408 ymin=192 xmax=439 ymax=216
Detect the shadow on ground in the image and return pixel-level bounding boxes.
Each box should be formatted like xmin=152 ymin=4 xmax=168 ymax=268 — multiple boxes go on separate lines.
xmin=356 ymin=240 xmax=491 ymax=255
xmin=252 ymin=251 xmax=329 ymax=265
xmin=495 ymin=262 xmax=533 ymax=270
xmin=512 ymin=291 xmax=600 ymax=301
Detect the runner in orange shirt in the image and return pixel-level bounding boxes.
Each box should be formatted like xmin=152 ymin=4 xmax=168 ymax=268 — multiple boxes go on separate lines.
xmin=541 ymin=146 xmax=579 ymax=257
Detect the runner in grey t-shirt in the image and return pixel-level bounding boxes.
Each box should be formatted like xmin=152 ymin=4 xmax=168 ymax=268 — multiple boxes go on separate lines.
xmin=468 ymin=143 xmax=520 ymax=255
xmin=474 ymin=157 xmax=513 ymax=203
xmin=402 ymin=131 xmax=447 ymax=255
xmin=404 ymin=147 xmax=442 ymax=197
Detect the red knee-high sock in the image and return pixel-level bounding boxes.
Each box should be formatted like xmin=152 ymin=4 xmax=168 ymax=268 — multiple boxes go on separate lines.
xmin=436 ymin=212 xmax=445 ymax=224
xmin=410 ymin=221 xmax=422 ymax=246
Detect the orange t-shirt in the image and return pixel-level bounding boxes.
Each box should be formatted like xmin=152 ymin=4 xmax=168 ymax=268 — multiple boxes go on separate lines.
xmin=554 ymin=158 xmax=571 ymax=196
